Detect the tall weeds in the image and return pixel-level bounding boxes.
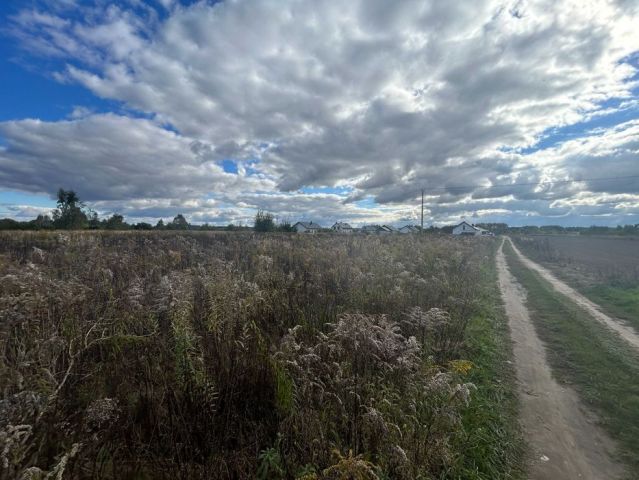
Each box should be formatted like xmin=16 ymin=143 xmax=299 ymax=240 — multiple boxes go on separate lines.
xmin=0 ymin=232 xmax=492 ymax=479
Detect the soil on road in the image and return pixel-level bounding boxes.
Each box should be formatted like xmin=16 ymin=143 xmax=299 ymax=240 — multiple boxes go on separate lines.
xmin=496 ymin=241 xmax=624 ymax=480
xmin=507 ymin=238 xmax=639 ymax=351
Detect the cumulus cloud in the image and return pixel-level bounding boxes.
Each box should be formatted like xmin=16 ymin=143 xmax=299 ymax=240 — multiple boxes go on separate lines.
xmin=0 ymin=113 xmax=272 ymax=212
xmin=1 ymin=0 xmax=639 ymax=224
xmin=0 ymin=204 xmax=53 ymax=221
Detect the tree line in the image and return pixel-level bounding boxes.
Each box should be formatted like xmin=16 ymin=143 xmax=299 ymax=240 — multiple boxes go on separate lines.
xmin=0 ymin=189 xmax=251 ymax=232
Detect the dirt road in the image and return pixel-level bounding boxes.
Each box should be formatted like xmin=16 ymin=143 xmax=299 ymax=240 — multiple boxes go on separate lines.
xmin=496 ymin=241 xmax=623 ymax=480
xmin=507 ymin=238 xmax=639 ymax=351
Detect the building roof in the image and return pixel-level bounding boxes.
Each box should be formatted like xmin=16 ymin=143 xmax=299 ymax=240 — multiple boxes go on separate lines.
xmin=362 ymin=224 xmax=382 ymax=231
xmin=455 ymin=221 xmax=479 ymax=231
xmin=455 ymin=221 xmax=489 ymax=232
xmin=294 ymin=221 xmax=321 ymax=229
xmin=331 ymin=222 xmax=352 ymax=229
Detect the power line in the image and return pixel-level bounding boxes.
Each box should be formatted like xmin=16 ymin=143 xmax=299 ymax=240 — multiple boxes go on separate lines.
xmin=422 ymin=174 xmax=639 ymax=194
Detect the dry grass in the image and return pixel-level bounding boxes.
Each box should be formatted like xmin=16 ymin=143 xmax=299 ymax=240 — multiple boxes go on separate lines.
xmin=512 ymin=235 xmax=639 ymax=286
xmin=512 ymin=234 xmax=639 ymax=331
xmin=1 ymin=231 xmax=498 ymax=479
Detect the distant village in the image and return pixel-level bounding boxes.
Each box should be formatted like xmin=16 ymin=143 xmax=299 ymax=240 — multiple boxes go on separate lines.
xmin=293 ymin=220 xmax=494 ymax=236
xmin=0 ymin=189 xmax=502 ymax=235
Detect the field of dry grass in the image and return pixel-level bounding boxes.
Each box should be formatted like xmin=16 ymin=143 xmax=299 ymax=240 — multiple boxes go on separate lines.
xmin=512 ymin=235 xmax=639 ymax=330
xmin=0 ymin=231 xmax=522 ymax=480
xmin=512 ymin=235 xmax=639 ymax=285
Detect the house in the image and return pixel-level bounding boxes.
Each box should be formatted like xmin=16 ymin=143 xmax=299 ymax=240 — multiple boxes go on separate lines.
xmin=360 ymin=224 xmax=397 ymax=234
xmin=293 ymin=221 xmax=321 ymax=234
xmin=399 ymin=225 xmax=420 ymax=234
xmin=331 ymin=222 xmax=353 ymax=233
xmin=452 ymin=221 xmax=493 ymax=236
xmin=361 ymin=224 xmax=384 ymax=234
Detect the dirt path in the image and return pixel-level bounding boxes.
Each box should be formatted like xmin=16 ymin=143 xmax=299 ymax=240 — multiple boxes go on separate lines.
xmin=496 ymin=241 xmax=624 ymax=480
xmin=507 ymin=237 xmax=639 ymax=351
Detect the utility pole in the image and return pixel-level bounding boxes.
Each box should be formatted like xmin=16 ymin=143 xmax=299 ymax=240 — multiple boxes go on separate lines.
xmin=420 ymin=188 xmax=424 ymax=233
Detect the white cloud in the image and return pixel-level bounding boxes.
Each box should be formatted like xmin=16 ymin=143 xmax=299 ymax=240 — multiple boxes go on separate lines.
xmin=0 ymin=204 xmax=53 ymax=221
xmin=0 ymin=113 xmax=272 ymax=208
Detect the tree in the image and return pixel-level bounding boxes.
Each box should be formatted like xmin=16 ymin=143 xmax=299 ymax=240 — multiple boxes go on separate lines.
xmin=169 ymin=214 xmax=189 ymax=230
xmin=277 ymin=219 xmax=295 ymax=232
xmin=155 ymin=219 xmax=165 ymax=230
xmin=0 ymin=218 xmax=23 ymax=230
xmin=87 ymin=210 xmax=101 ymax=230
xmin=105 ymin=214 xmax=127 ymax=230
xmin=32 ymin=214 xmax=53 ymax=230
xmin=254 ymin=210 xmax=275 ymax=232
xmin=52 ymin=188 xmax=88 ymax=230
xmin=134 ymin=222 xmax=153 ymax=230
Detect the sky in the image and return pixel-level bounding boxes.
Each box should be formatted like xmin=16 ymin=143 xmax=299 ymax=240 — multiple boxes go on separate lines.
xmin=1 ymin=0 xmax=639 ymax=227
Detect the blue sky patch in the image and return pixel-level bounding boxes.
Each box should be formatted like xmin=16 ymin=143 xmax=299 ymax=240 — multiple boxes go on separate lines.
xmin=0 ymin=190 xmax=55 ymax=207
xmin=221 ymin=159 xmax=239 ymax=174
xmin=300 ymin=185 xmax=352 ymax=195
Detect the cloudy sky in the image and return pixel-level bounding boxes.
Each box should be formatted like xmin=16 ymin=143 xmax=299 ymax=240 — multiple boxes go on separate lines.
xmin=1 ymin=0 xmax=638 ymax=226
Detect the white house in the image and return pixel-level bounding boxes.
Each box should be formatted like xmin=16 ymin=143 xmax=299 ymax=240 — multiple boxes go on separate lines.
xmin=293 ymin=221 xmax=321 ymax=234
xmin=331 ymin=222 xmax=353 ymax=233
xmin=399 ymin=225 xmax=420 ymax=234
xmin=452 ymin=221 xmax=492 ymax=236
xmin=381 ymin=225 xmax=399 ymax=234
